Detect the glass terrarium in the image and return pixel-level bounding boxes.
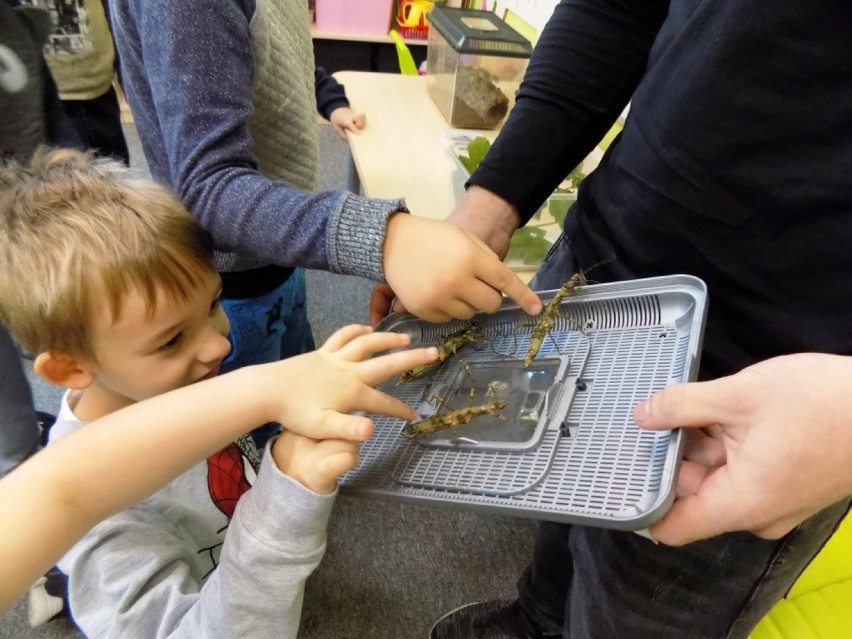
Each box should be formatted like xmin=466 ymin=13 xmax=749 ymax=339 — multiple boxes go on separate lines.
xmin=426 ymin=6 xmax=533 ymax=129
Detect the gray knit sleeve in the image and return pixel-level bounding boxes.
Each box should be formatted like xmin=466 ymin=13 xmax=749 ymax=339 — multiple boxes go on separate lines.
xmin=328 ymin=192 xmax=409 ymax=282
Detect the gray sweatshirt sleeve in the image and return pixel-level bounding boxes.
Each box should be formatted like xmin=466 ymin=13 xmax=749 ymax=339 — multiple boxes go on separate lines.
xmin=110 ymin=0 xmax=403 ymax=281
xmin=58 ymin=449 xmax=336 ymax=638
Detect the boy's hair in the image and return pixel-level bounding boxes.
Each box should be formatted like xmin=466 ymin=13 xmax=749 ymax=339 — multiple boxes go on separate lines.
xmin=0 ymin=148 xmax=217 ymax=360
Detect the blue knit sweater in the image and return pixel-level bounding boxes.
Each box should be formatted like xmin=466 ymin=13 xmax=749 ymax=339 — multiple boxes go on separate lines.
xmin=109 ymin=0 xmax=404 ymax=287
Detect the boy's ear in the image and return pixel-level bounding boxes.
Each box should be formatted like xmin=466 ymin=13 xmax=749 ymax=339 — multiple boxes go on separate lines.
xmin=33 ymin=350 xmax=95 ymax=390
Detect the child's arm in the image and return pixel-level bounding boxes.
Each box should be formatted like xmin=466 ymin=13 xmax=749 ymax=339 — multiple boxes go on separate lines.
xmin=259 ymin=324 xmax=436 ymax=440
xmin=315 ymin=67 xmax=365 ymax=141
xmin=267 ymin=323 xmax=436 ymax=492
xmin=0 ymin=326 xmax=436 ymax=612
xmin=314 ymin=65 xmax=349 ymax=118
xmin=112 ymin=1 xmax=541 ymax=321
xmin=328 ymin=106 xmax=366 ymax=141
xmin=55 ymin=440 xmax=337 ymax=638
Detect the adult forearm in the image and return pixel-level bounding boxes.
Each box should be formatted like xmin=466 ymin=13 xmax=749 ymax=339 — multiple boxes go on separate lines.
xmin=471 ymin=0 xmax=668 ymax=221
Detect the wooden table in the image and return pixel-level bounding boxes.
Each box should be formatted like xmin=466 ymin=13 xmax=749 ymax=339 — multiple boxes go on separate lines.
xmin=336 ymin=71 xmax=479 ymax=219
xmin=335 ymin=71 xmax=598 ymax=281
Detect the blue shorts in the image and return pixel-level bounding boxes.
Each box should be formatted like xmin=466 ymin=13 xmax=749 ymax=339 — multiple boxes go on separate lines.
xmin=219 ymin=267 xmax=315 ymax=372
xmin=219 ymin=268 xmax=315 ymax=447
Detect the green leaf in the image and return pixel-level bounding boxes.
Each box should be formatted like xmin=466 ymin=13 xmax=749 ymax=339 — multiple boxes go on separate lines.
xmin=507 ymin=226 xmax=552 ymax=264
xmin=566 ymin=167 xmax=586 ymax=188
xmin=458 ymin=155 xmax=478 ymax=174
xmin=467 ymin=136 xmax=492 ymax=166
xmin=549 ymin=197 xmax=573 ymax=229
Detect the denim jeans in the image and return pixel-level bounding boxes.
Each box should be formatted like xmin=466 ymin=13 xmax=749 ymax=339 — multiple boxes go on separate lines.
xmin=519 ymin=233 xmax=852 ymax=638
xmin=61 ymin=85 xmax=130 ymax=165
xmin=219 ymin=268 xmax=315 ymax=447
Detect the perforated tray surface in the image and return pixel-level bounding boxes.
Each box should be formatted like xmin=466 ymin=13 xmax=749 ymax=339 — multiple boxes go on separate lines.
xmin=341 ymin=275 xmax=707 ymax=530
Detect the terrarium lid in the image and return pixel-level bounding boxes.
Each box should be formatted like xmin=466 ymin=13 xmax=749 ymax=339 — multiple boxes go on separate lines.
xmin=428 ymin=6 xmax=533 ymax=58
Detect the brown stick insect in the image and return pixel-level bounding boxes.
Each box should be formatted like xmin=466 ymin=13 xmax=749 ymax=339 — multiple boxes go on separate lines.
xmin=396 ymin=321 xmax=488 ymax=385
xmin=522 ymin=272 xmax=584 ymax=367
xmin=401 ymin=400 xmax=507 ymax=438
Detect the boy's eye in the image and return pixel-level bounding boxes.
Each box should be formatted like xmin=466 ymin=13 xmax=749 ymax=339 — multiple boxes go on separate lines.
xmin=210 ymin=297 xmax=221 ymax=313
xmin=158 ymin=332 xmax=183 ymax=351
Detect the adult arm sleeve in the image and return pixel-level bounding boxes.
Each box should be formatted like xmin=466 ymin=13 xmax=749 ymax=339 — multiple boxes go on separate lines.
xmin=469 ymin=0 xmax=669 ymax=222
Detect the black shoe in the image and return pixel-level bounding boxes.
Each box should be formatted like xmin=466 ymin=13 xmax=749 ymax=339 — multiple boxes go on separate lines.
xmin=36 ymin=411 xmax=57 ymax=446
xmin=27 ymin=566 xmax=69 ymax=627
xmin=429 ymin=599 xmax=560 ymax=639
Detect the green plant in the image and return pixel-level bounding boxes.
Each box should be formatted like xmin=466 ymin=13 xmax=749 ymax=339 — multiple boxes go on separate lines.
xmin=506 ymin=226 xmax=551 ymax=265
xmin=458 ymin=137 xmax=585 ymax=263
xmin=457 ymin=136 xmax=491 ymax=174
xmin=459 ymin=137 xmax=584 ymax=231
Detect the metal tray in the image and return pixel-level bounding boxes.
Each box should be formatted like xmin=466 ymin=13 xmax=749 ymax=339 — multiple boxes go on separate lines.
xmin=341 ymin=275 xmax=707 ymax=530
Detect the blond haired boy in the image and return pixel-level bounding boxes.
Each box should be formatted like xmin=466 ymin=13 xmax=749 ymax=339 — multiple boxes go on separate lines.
xmin=0 ymin=149 xmax=437 ymax=637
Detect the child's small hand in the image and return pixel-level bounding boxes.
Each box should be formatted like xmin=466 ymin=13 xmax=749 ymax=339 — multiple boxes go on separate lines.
xmin=271 ymin=431 xmax=357 ymax=494
xmin=329 ymin=107 xmax=366 ymax=141
xmin=382 ymin=214 xmax=542 ymax=322
xmin=268 ymin=325 xmax=438 ymax=442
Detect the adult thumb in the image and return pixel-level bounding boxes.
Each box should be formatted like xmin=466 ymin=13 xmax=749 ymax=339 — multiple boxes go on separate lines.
xmin=633 ymin=377 xmax=737 ymax=431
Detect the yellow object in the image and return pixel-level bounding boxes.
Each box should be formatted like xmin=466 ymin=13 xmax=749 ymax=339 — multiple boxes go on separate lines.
xmin=598 ymin=121 xmax=623 ymax=151
xmin=397 ymin=0 xmax=433 ymax=27
xmin=749 ymin=513 xmax=852 ymax=639
xmin=501 ymin=9 xmax=537 ymax=45
xmin=389 ymin=29 xmax=419 ymax=75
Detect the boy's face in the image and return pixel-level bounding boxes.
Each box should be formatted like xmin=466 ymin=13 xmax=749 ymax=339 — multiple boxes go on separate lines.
xmin=79 ymin=269 xmax=231 ymax=417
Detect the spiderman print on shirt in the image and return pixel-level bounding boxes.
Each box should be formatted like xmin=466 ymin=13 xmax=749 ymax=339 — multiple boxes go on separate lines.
xmin=207 ymin=434 xmax=261 ymax=520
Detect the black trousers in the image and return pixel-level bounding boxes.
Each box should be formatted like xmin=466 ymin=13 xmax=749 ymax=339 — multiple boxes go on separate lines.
xmin=61 ymin=84 xmax=129 ymax=165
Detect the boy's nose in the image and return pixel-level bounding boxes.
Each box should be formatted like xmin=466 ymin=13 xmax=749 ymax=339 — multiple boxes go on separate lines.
xmin=200 ymin=326 xmax=232 ymax=363
xmin=203 ymin=307 xmax=232 ymax=362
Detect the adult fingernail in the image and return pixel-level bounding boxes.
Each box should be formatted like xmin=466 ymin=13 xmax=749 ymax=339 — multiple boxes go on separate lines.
xmin=634 ymin=400 xmax=650 ymax=425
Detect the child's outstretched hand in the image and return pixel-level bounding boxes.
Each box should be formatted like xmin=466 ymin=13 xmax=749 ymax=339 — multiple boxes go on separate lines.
xmin=268 ymin=324 xmax=437 ymax=442
xmin=329 ymin=107 xmax=366 ymax=140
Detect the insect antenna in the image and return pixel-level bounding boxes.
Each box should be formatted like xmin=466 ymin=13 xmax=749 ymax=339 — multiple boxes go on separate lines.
xmin=544 ymin=329 xmax=563 ymax=356
xmin=488 ymin=320 xmax=520 ymax=358
xmin=458 ymin=357 xmax=475 ymax=382
xmin=577 ymin=254 xmax=616 ymax=284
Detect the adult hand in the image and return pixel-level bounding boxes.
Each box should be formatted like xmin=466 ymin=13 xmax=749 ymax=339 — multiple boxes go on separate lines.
xmin=633 ymin=353 xmax=852 ymax=545
xmin=446 ymin=185 xmax=523 ymax=260
xmin=380 ymin=213 xmax=542 ymax=324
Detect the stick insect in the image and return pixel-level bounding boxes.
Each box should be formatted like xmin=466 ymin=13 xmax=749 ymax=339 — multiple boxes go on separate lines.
xmin=397 ymin=321 xmax=488 ymax=385
xmin=523 ymin=272 xmax=584 ymax=367
xmin=402 ymin=400 xmax=506 ymax=438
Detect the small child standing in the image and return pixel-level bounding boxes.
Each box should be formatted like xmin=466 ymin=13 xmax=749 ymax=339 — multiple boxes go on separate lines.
xmin=29 ymin=0 xmax=131 ymax=164
xmin=0 ymin=149 xmax=437 ymax=637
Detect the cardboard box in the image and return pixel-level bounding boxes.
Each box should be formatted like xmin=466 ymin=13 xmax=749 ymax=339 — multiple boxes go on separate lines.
xmin=315 ymin=0 xmax=394 ymax=35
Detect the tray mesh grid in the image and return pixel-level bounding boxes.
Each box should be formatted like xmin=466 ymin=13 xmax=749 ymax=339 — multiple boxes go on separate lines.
xmin=343 ymin=281 xmax=703 ymax=528
xmin=389 ymin=329 xmax=587 ymax=495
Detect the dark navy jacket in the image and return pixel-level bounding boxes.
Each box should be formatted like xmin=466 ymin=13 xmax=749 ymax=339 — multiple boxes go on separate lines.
xmin=471 ymin=0 xmax=852 ymax=377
